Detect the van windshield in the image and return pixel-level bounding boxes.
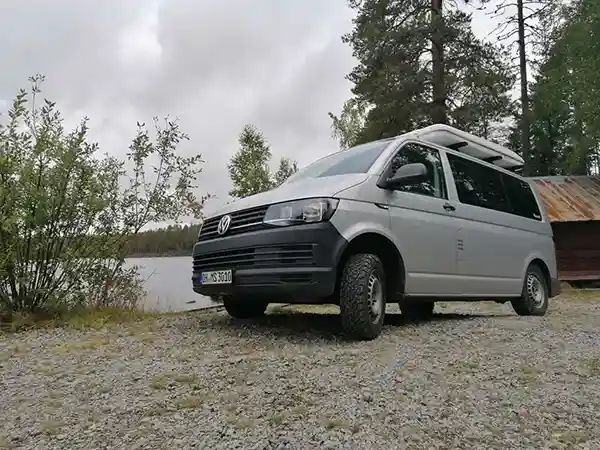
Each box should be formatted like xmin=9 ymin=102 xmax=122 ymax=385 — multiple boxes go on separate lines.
xmin=284 ymin=139 xmax=392 ymax=185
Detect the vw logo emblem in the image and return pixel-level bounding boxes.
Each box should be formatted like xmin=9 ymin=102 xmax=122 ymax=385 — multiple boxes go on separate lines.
xmin=217 ymin=215 xmax=232 ymax=235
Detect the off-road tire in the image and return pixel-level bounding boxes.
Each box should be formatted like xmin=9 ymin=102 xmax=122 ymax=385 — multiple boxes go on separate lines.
xmin=399 ymin=300 xmax=434 ymax=321
xmin=223 ymin=297 xmax=268 ymax=319
xmin=511 ymin=264 xmax=549 ymax=316
xmin=339 ymin=253 xmax=386 ymax=341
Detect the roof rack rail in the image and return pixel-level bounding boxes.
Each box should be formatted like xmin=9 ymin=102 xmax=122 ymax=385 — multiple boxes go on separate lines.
xmin=446 ymin=141 xmax=468 ymax=151
xmin=508 ymin=165 xmax=524 ymax=174
xmin=482 ymin=155 xmax=503 ymax=163
xmin=402 ymin=124 xmax=524 ymax=170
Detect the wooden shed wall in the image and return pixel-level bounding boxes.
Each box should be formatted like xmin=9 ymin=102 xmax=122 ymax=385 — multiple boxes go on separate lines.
xmin=552 ymin=221 xmax=600 ymax=281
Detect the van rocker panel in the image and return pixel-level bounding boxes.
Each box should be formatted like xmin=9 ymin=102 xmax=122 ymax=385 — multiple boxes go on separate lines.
xmin=191 ymin=222 xmax=348 ymax=300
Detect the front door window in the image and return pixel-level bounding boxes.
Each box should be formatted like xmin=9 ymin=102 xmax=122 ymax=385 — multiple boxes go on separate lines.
xmin=387 ymin=143 xmax=447 ymax=199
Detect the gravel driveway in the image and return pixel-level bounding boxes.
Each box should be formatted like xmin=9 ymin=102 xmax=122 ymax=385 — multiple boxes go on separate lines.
xmin=2 ymin=294 xmax=600 ymax=450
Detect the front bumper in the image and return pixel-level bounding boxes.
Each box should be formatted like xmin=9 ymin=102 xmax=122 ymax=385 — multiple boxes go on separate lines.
xmin=191 ymin=221 xmax=348 ymax=301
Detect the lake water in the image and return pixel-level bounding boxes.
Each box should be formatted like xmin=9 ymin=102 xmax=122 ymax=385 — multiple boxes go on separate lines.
xmin=125 ymin=256 xmax=214 ymax=312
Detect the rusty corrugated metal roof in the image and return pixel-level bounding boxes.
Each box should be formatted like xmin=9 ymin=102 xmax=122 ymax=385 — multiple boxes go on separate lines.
xmin=531 ymin=176 xmax=600 ymax=222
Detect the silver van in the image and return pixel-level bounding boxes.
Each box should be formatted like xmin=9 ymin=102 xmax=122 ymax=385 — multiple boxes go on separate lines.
xmin=192 ymin=124 xmax=560 ymax=340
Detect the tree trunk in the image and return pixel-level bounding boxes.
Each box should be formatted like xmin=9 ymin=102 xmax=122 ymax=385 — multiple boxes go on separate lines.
xmin=517 ymin=0 xmax=532 ymax=175
xmin=431 ymin=0 xmax=447 ymax=124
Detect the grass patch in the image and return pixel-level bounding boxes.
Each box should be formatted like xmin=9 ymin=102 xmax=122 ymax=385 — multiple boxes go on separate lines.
xmin=0 ymin=438 xmax=17 ymax=449
xmin=149 ymin=375 xmax=170 ymax=390
xmin=462 ymin=361 xmax=479 ymax=370
xmin=45 ymin=399 xmax=63 ymax=409
xmin=552 ymin=430 xmax=589 ymax=445
xmin=60 ymin=308 xmax=164 ymax=330
xmin=144 ymin=405 xmax=169 ymax=417
xmin=40 ymin=420 xmax=66 ymax=436
xmin=518 ymin=366 xmax=541 ymax=385
xmin=268 ymin=413 xmax=287 ymax=427
xmin=33 ymin=365 xmax=63 ymax=377
xmin=54 ymin=337 xmax=111 ymax=353
xmin=585 ymin=357 xmax=600 ymax=377
xmin=446 ymin=360 xmax=479 ymax=374
xmin=173 ymin=396 xmax=203 ymax=410
xmin=269 ymin=304 xmax=340 ymax=315
xmin=558 ymin=290 xmax=600 ymax=301
xmin=325 ymin=417 xmax=346 ymax=430
xmin=0 ymin=344 xmax=29 ymax=362
xmin=323 ymin=417 xmax=361 ymax=434
xmin=149 ymin=372 xmax=198 ymax=390
xmin=226 ymin=416 xmax=254 ymax=429
xmin=291 ymin=405 xmax=309 ymax=416
xmin=172 ymin=374 xmax=197 ymax=384
xmin=0 ymin=307 xmax=169 ymax=333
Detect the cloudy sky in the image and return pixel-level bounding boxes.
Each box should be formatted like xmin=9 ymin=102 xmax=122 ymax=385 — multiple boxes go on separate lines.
xmin=0 ymin=0 xmax=501 ymax=217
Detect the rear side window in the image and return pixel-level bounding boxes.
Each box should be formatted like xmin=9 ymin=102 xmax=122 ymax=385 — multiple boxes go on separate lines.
xmin=447 ymin=153 xmax=509 ymax=213
xmin=501 ymin=174 xmax=542 ymax=221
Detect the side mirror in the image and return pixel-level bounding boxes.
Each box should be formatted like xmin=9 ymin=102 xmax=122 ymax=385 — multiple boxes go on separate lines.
xmin=382 ymin=162 xmax=428 ymax=189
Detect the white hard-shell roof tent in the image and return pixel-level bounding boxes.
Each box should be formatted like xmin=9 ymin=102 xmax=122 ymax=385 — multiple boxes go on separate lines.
xmin=401 ymin=124 xmax=525 ymax=172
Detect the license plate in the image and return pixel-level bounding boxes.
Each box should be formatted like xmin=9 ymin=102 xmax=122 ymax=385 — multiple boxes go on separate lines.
xmin=201 ymin=270 xmax=232 ymax=285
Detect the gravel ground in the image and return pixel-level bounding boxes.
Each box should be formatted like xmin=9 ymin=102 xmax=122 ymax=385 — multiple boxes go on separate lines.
xmin=2 ymin=294 xmax=600 ymax=450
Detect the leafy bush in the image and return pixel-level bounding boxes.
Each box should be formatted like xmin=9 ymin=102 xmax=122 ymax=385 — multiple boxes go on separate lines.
xmin=0 ymin=75 xmax=208 ymax=319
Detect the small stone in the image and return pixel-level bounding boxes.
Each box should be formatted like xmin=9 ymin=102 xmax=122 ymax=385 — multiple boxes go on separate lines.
xmin=1 ymin=297 xmax=600 ymax=449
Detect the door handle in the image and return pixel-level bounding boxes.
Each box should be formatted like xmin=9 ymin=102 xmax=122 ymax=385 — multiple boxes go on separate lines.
xmin=443 ymin=203 xmax=456 ymax=212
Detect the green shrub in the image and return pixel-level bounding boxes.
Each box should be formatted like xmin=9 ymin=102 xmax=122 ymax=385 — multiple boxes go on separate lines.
xmin=0 ymin=75 xmax=209 ymax=320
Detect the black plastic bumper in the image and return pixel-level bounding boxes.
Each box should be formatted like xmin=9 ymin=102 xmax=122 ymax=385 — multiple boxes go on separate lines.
xmin=191 ymin=221 xmax=348 ymax=301
xmin=550 ymin=277 xmax=561 ymax=298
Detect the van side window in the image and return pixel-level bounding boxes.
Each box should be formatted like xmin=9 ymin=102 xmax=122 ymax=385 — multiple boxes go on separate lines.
xmin=388 ymin=143 xmax=447 ymax=199
xmin=447 ymin=153 xmax=509 ymax=212
xmin=502 ymin=174 xmax=542 ymax=221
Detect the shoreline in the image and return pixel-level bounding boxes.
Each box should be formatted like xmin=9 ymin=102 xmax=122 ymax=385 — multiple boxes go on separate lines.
xmin=126 ymin=251 xmax=192 ymax=259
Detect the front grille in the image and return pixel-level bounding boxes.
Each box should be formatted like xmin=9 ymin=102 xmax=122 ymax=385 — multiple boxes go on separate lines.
xmin=193 ymin=244 xmax=315 ymax=271
xmin=198 ymin=205 xmax=269 ymax=242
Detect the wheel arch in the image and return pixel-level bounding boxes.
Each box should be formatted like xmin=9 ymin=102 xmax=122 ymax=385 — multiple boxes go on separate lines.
xmin=527 ymin=257 xmax=552 ymax=291
xmin=335 ymin=231 xmax=406 ymax=300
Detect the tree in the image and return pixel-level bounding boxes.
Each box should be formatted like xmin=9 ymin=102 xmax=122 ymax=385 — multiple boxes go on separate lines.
xmin=0 ymin=75 xmax=209 ymax=317
xmin=528 ymin=0 xmax=600 ymax=175
xmin=228 ymin=125 xmax=298 ymax=198
xmin=431 ymin=0 xmax=446 ymax=124
xmin=484 ymin=0 xmax=563 ymax=175
xmin=124 ymin=224 xmax=201 ymax=257
xmin=228 ymin=125 xmax=274 ymax=199
xmin=328 ymin=98 xmax=368 ymax=149
xmin=338 ymin=0 xmax=516 ymax=145
xmin=274 ymin=157 xmax=299 ymax=186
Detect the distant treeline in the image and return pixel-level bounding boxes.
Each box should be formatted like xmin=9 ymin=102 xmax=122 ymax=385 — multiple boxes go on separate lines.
xmin=125 ymin=224 xmax=201 ymax=257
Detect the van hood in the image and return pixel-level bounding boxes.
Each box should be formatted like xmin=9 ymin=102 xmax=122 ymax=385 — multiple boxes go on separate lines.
xmin=205 ymin=173 xmax=368 ymax=218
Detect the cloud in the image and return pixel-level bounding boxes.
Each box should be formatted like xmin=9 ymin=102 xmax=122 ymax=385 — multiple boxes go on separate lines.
xmin=0 ymin=0 xmax=501 ymax=219
xmin=0 ymin=0 xmax=357 ymax=216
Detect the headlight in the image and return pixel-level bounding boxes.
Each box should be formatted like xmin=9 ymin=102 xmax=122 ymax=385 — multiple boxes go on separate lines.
xmin=263 ymin=198 xmax=339 ymax=226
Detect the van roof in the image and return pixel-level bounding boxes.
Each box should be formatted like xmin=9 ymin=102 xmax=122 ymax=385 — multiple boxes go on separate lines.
xmin=400 ymin=124 xmax=525 ymax=171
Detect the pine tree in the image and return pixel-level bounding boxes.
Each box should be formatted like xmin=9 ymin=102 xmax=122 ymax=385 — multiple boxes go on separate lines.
xmin=528 ymin=0 xmax=600 ymax=175
xmin=335 ymin=0 xmax=516 ymax=145
xmin=484 ymin=0 xmax=563 ymax=174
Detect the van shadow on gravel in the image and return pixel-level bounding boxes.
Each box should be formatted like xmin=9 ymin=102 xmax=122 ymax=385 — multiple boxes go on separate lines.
xmin=221 ymin=310 xmax=504 ymax=342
